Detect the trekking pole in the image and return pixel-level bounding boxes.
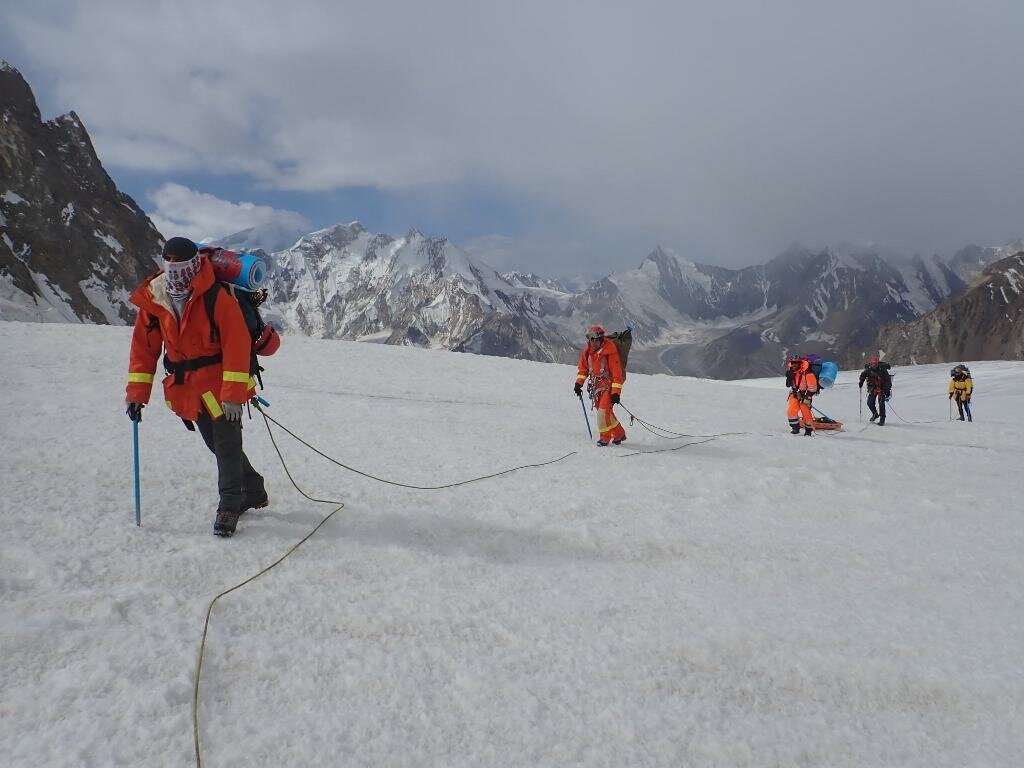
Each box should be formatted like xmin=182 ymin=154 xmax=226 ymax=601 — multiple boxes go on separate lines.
xmin=859 ymin=390 xmax=862 ymax=422
xmin=132 ymin=420 xmax=142 ymax=527
xmin=949 ymin=398 xmax=952 ymax=421
xmin=577 ymin=393 xmax=593 ymax=440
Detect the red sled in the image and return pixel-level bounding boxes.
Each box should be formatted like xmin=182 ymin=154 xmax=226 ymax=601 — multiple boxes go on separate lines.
xmin=801 ymin=416 xmax=843 ymax=431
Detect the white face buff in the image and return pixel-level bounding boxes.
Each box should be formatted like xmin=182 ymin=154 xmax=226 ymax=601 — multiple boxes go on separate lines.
xmin=163 ymin=252 xmax=201 ymax=298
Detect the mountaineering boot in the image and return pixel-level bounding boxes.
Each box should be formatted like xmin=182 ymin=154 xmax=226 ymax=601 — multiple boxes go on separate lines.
xmin=612 ymin=437 xmax=625 ymax=445
xmin=804 ymin=427 xmax=813 ymax=436
xmin=213 ymin=509 xmax=241 ymax=537
xmin=869 ymin=414 xmax=878 ymax=422
xmin=958 ymin=416 xmax=965 ymax=421
xmin=240 ymin=489 xmax=269 ymax=514
xmin=596 ymin=440 xmax=609 ymax=447
xmin=790 ymin=426 xmax=801 ymax=435
xmin=877 ymin=418 xmax=885 ymax=426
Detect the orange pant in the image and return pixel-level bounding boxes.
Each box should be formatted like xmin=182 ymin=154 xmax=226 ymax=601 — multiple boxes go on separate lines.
xmin=787 ymin=393 xmax=813 ymax=431
xmin=594 ymin=390 xmax=626 ymax=443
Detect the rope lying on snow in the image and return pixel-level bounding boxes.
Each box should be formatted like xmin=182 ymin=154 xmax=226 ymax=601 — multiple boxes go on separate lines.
xmin=884 ymin=401 xmax=946 ymax=425
xmin=617 ymin=403 xmax=751 ymax=441
xmin=192 ymin=403 xmax=578 ymax=767
xmin=616 ymin=436 xmax=719 ymax=457
xmin=257 ymin=404 xmax=577 ymax=489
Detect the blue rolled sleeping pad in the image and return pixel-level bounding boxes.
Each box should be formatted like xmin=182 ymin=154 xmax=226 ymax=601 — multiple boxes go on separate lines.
xmin=234 ymin=252 xmax=267 ymax=291
xmin=818 ymin=361 xmax=839 ymax=389
xmin=194 ymin=243 xmax=267 ymax=291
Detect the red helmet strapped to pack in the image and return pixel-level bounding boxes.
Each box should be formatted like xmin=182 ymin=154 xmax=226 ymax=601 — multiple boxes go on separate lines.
xmin=869 ymin=356 xmax=880 ymax=364
xmin=254 ymin=324 xmax=281 ymax=356
xmin=586 ymin=325 xmax=605 ymax=341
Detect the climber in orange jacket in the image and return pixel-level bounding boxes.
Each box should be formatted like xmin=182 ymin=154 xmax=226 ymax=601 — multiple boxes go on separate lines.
xmin=573 ymin=325 xmax=626 ymax=446
xmin=124 ymin=237 xmax=266 ymax=537
xmin=785 ymin=356 xmax=817 ymax=436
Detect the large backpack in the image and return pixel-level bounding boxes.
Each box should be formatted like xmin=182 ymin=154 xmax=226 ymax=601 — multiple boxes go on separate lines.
xmin=950 ymin=364 xmax=971 ymax=379
xmin=789 ymin=354 xmax=838 ymax=393
xmin=606 ymin=328 xmax=632 ymax=379
xmin=202 ymin=282 xmax=278 ymax=388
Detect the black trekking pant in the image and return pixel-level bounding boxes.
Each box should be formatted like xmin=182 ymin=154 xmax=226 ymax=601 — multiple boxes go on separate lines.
xmin=867 ymin=391 xmax=886 ymax=423
xmin=954 ymin=396 xmax=973 ymax=421
xmin=196 ymin=409 xmax=264 ymax=513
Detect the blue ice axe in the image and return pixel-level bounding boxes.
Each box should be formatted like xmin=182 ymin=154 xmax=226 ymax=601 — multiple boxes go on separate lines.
xmin=577 ymin=393 xmax=593 ymax=439
xmin=132 ymin=420 xmax=141 ymax=527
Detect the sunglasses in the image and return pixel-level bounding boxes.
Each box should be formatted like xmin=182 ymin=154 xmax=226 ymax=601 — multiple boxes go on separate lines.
xmin=586 ymin=333 xmax=603 ymax=340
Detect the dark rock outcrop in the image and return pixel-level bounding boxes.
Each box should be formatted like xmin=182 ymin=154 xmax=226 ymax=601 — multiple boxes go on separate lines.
xmin=0 ymin=61 xmax=162 ymax=323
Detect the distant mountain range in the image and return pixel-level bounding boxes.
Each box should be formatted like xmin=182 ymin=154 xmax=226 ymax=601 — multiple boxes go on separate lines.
xmin=877 ymin=251 xmax=1024 ymax=364
xmin=260 ymin=222 xmax=1018 ymax=377
xmin=2 ymin=60 xmax=1020 ymax=378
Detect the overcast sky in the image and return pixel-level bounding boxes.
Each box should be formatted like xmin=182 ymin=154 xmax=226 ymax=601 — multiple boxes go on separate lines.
xmin=3 ymin=1 xmax=1023 ymax=275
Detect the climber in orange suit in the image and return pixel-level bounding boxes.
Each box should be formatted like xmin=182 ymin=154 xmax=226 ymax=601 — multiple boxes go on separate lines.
xmin=785 ymin=356 xmax=818 ymax=436
xmin=573 ymin=325 xmax=626 ymax=446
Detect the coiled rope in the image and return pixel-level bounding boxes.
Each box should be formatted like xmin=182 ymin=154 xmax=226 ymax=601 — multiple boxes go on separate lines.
xmin=192 ymin=403 xmax=577 ymax=766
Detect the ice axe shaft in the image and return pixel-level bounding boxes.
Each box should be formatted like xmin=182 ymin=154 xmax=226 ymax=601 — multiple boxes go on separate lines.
xmin=811 ymin=404 xmax=836 ymax=421
xmin=578 ymin=393 xmax=593 ymax=439
xmin=132 ymin=420 xmax=141 ymax=527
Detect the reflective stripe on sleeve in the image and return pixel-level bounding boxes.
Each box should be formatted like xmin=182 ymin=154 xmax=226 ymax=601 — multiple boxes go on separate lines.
xmin=128 ymin=372 xmax=154 ymax=384
xmin=201 ymin=391 xmax=223 ymax=418
xmin=611 ymin=382 xmax=622 ymax=390
xmin=223 ymin=370 xmax=250 ymax=383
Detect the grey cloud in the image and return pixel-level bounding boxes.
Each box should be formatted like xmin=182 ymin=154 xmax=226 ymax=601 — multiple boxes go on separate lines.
xmin=147 ymin=183 xmax=310 ymax=243
xmin=5 ymin=0 xmax=1023 ymax=270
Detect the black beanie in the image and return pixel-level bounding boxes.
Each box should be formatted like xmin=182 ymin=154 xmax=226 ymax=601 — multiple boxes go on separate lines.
xmin=162 ymin=237 xmax=198 ymax=261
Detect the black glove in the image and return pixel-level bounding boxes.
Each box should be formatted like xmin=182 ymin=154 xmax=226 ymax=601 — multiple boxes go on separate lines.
xmin=126 ymin=402 xmax=144 ymax=422
xmin=611 ymin=393 xmax=620 ymax=405
xmin=885 ymin=394 xmax=891 ymax=402
xmin=574 ymin=383 xmax=583 ymax=396
xmin=948 ymin=393 xmax=953 ymax=400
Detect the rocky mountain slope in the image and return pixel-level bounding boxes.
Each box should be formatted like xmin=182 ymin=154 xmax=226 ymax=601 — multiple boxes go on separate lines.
xmin=876 ymin=251 xmax=1024 ymax=364
xmin=0 ymin=62 xmax=162 ymax=324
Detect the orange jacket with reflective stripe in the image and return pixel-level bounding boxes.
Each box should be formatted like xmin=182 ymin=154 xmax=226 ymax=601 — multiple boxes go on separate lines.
xmin=789 ymin=360 xmax=818 ymax=395
xmin=125 ymin=258 xmax=254 ymax=421
xmin=575 ymin=338 xmax=624 ymax=395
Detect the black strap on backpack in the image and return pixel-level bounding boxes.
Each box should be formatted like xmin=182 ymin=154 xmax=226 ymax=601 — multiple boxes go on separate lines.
xmin=203 ymin=281 xmax=265 ymax=389
xmin=203 ymin=282 xmax=223 ymax=344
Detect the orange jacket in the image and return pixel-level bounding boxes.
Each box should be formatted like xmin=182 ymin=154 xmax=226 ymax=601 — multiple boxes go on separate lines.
xmin=575 ymin=338 xmax=624 ymax=397
xmin=125 ymin=258 xmax=255 ymax=421
xmin=789 ymin=360 xmax=818 ymax=395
